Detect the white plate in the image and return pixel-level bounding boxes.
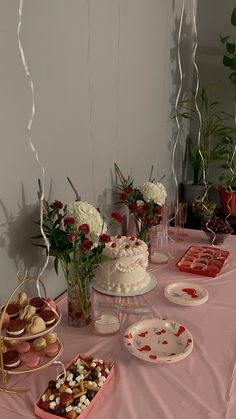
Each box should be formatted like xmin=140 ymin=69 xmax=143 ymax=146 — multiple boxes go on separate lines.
xmin=92 ymin=272 xmax=157 ymax=297
xmin=164 ymin=282 xmax=209 ymax=306
xmin=123 ymin=318 xmax=193 ymax=363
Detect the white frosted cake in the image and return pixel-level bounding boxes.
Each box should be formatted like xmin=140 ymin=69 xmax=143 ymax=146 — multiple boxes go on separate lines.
xmin=95 ymin=235 xmax=149 ymax=294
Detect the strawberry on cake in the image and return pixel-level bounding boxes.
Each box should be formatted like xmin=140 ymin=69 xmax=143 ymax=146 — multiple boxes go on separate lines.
xmin=95 ymin=235 xmax=149 ymax=294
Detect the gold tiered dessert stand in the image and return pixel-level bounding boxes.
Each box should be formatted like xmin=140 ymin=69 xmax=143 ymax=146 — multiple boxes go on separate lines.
xmin=0 ymin=268 xmax=63 ymax=394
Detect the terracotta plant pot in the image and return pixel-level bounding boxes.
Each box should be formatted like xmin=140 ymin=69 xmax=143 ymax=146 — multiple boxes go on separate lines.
xmin=219 ymin=188 xmax=236 ymax=215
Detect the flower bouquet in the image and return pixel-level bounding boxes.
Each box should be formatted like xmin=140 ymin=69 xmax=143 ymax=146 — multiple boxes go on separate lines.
xmin=35 ymin=179 xmax=123 ymax=326
xmin=201 ymin=216 xmax=233 ymax=245
xmin=114 ymin=163 xmax=167 ymax=245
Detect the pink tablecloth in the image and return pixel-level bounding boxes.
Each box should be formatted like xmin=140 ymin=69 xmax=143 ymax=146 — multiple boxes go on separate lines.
xmin=1 ymin=229 xmax=236 ymax=419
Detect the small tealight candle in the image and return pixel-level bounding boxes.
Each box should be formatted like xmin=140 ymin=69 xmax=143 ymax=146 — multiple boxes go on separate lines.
xmin=94 ymin=311 xmax=120 ymax=335
xmin=151 ymin=252 xmax=168 ymax=264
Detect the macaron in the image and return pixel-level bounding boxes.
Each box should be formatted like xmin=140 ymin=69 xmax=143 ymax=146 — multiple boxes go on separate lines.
xmin=29 ymin=297 xmax=46 ymax=312
xmin=44 ymin=342 xmax=60 ymax=358
xmin=16 ymin=341 xmax=31 ymax=354
xmin=45 ymin=332 xmax=58 ymax=345
xmin=3 ymin=350 xmax=21 ymax=369
xmin=21 ymin=353 xmax=40 ymax=368
xmin=32 ymin=337 xmax=47 ymax=351
xmin=5 ymin=303 xmax=19 ymax=320
xmin=40 ymin=310 xmax=57 ymax=327
xmin=7 ymin=319 xmax=26 ymax=337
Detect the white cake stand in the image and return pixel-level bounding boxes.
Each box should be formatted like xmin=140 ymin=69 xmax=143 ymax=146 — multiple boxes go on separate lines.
xmin=92 ymin=272 xmax=157 ymax=297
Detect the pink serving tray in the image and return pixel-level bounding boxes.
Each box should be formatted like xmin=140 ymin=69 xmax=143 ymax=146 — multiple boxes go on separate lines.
xmin=35 ymin=353 xmax=114 ymax=419
xmin=176 ymin=246 xmax=229 ymax=277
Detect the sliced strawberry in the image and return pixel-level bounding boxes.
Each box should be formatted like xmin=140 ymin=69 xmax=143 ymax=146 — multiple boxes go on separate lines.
xmin=60 ymin=392 xmax=73 ymax=407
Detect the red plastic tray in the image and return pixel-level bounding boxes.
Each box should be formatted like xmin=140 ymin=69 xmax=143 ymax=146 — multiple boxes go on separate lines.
xmin=176 ymin=246 xmax=229 ymax=277
xmin=35 ymin=353 xmax=114 ymax=419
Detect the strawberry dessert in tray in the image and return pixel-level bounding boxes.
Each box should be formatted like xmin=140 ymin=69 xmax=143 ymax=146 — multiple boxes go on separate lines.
xmin=176 ymin=246 xmax=229 ymax=277
xmin=35 ymin=354 xmax=114 ymax=419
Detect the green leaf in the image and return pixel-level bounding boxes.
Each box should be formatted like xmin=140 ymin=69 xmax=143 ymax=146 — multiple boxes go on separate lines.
xmin=231 ymin=7 xmax=236 ymax=26
xmin=226 ymin=42 xmax=236 ymax=54
xmin=229 ymin=72 xmax=236 ymax=84
xmin=54 ymin=258 xmax=59 ymax=275
xmin=220 ymin=35 xmax=230 ymax=44
xmin=223 ymin=55 xmax=233 ymax=67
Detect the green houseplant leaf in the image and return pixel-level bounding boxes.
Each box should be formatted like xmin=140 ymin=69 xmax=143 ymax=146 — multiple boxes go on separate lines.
xmin=231 ymin=6 xmax=236 ymax=26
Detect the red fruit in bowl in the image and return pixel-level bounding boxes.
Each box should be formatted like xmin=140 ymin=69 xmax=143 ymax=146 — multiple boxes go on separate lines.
xmin=60 ymin=392 xmax=73 ymax=407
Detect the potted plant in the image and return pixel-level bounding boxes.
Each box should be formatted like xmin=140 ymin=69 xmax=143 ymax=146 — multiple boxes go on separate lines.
xmin=201 ymin=216 xmax=233 ymax=245
xmin=176 ymin=86 xmax=236 ymax=206
xmin=218 ymin=6 xmax=236 ymax=214
xmin=182 ymin=134 xmax=205 ymax=207
xmin=220 ymin=6 xmax=236 ymax=91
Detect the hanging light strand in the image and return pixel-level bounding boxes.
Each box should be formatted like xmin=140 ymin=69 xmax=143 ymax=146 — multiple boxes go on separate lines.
xmin=170 ymin=0 xmax=185 ymax=224
xmin=17 ymin=0 xmax=50 ymax=292
xmin=87 ymin=0 xmax=96 ymax=204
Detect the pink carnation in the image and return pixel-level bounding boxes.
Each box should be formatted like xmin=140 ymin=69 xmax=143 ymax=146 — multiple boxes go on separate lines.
xmin=68 ymin=233 xmax=76 ymax=242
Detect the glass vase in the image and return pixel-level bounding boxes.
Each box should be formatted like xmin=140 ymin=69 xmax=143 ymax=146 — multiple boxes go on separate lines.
xmin=67 ymin=282 xmax=92 ymax=327
xmin=60 ymin=259 xmax=93 ymax=327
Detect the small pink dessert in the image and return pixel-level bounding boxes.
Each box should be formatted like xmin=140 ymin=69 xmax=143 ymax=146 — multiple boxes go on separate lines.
xmin=16 ymin=341 xmax=31 ymax=354
xmin=21 ymin=353 xmax=40 ymax=368
xmin=44 ymin=342 xmax=60 ymax=358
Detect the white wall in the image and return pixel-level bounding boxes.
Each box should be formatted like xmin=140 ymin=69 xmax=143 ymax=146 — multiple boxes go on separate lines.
xmin=0 ymin=0 xmax=195 ymax=304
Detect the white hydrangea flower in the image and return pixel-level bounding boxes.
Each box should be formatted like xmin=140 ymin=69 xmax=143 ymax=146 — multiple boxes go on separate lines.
xmin=140 ymin=181 xmax=167 ymax=206
xmin=66 ymin=201 xmax=107 ymax=244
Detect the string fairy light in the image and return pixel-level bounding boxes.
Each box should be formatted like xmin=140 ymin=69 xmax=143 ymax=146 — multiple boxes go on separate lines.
xmin=87 ymin=0 xmax=96 ymax=204
xmin=17 ymin=0 xmax=50 ymax=292
xmin=114 ymin=0 xmax=121 ymax=161
xmin=170 ymin=0 xmax=185 ymax=226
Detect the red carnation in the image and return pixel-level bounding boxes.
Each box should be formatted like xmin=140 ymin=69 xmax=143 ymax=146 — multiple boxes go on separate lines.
xmin=100 ymin=234 xmax=111 ymax=243
xmin=79 ymin=223 xmax=90 ymax=234
xmin=50 ymin=200 xmax=63 ymax=210
xmin=125 ymin=186 xmax=133 ymax=194
xmin=64 ymin=216 xmax=75 ymax=227
xmin=120 ymin=192 xmax=129 ymax=201
xmin=81 ymin=238 xmax=93 ymax=253
xmin=111 ymin=211 xmax=124 ymax=223
xmin=129 ymin=202 xmax=138 ymax=213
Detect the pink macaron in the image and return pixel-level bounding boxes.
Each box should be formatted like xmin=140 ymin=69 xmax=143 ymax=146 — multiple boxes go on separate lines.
xmin=16 ymin=341 xmax=31 ymax=354
xmin=21 ymin=353 xmax=41 ymax=368
xmin=44 ymin=342 xmax=60 ymax=358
